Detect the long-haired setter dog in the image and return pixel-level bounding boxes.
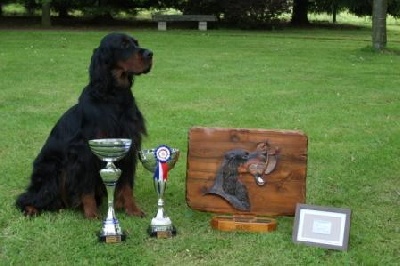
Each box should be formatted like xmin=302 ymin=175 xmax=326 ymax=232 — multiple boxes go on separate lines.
xmin=16 ymin=32 xmax=152 ymax=218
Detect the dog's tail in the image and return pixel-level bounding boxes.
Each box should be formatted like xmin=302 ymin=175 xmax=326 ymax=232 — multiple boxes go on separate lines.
xmin=15 ymin=169 xmax=65 ymax=215
xmin=16 ymin=191 xmax=64 ymax=215
xmin=15 ymin=142 xmax=66 ymax=215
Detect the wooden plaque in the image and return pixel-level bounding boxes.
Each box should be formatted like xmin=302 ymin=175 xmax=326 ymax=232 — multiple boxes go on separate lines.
xmin=186 ymin=127 xmax=308 ymax=216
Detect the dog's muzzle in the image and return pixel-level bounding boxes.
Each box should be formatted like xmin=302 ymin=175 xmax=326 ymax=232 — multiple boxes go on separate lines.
xmin=140 ymin=49 xmax=153 ymax=59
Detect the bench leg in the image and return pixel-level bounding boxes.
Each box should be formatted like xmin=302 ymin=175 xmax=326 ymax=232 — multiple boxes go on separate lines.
xmin=158 ymin=22 xmax=167 ymax=31
xmin=199 ymin=22 xmax=208 ymax=31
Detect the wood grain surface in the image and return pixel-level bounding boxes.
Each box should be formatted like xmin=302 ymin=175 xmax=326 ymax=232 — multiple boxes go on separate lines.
xmin=186 ymin=127 xmax=308 ymax=216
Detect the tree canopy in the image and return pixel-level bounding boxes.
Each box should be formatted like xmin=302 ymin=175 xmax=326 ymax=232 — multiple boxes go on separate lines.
xmin=1 ymin=0 xmax=399 ymax=27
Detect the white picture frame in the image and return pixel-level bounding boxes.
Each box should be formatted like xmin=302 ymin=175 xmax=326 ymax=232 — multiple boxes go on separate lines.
xmin=292 ymin=203 xmax=351 ymax=251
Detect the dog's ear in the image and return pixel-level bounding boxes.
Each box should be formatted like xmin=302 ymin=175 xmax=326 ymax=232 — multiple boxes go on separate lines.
xmin=89 ymin=47 xmax=112 ymax=94
xmin=224 ymin=150 xmax=249 ymax=162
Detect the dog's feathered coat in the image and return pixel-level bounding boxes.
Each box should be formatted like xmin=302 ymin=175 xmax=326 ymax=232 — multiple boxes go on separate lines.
xmin=16 ymin=33 xmax=152 ymax=218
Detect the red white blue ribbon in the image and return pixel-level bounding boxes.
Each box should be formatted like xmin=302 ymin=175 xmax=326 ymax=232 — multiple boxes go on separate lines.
xmin=154 ymin=145 xmax=171 ymax=181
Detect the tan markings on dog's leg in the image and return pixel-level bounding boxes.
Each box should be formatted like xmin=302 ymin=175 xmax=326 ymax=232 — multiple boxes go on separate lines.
xmin=24 ymin=206 xmax=39 ymax=216
xmin=117 ymin=185 xmax=145 ymax=217
xmin=82 ymin=193 xmax=99 ymax=219
xmin=114 ymin=188 xmax=124 ymax=210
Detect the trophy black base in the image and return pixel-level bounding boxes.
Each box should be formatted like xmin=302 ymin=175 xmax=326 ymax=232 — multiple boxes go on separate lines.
xmin=148 ymin=225 xmax=177 ymax=239
xmin=98 ymin=233 xmax=126 ymax=243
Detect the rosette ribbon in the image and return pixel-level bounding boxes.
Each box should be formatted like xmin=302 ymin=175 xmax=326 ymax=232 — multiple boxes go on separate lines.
xmin=153 ymin=145 xmax=172 ymax=181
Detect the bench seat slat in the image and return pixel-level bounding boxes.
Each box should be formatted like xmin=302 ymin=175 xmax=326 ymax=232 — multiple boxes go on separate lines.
xmin=152 ymin=15 xmax=217 ymax=22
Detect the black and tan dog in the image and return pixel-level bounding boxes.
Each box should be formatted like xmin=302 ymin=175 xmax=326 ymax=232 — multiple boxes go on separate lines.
xmin=16 ymin=33 xmax=152 ymax=218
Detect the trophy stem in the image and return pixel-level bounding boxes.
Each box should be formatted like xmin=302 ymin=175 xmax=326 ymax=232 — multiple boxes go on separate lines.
xmin=148 ymin=184 xmax=176 ymax=238
xmin=153 ymin=181 xmax=169 ymax=221
xmin=98 ymin=162 xmax=126 ymax=243
xmin=105 ymin=184 xmax=116 ymax=219
xmin=155 ymin=198 xmax=166 ymax=219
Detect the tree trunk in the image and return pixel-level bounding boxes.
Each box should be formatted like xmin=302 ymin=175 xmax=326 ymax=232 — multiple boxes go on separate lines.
xmin=291 ymin=0 xmax=309 ymax=25
xmin=41 ymin=0 xmax=51 ymax=27
xmin=58 ymin=7 xmax=69 ymax=18
xmin=332 ymin=3 xmax=337 ymax=24
xmin=372 ymin=0 xmax=388 ymax=50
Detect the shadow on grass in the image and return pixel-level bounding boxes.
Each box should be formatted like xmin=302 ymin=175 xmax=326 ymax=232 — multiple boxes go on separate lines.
xmin=360 ymin=46 xmax=400 ymax=56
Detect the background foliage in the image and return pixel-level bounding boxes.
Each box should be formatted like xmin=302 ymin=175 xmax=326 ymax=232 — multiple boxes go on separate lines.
xmin=1 ymin=0 xmax=400 ymax=27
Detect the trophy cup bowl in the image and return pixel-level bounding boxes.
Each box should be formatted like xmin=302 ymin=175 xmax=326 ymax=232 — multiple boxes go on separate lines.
xmin=139 ymin=148 xmax=179 ymax=173
xmin=88 ymin=138 xmax=132 ymax=243
xmin=139 ymin=146 xmax=180 ymax=238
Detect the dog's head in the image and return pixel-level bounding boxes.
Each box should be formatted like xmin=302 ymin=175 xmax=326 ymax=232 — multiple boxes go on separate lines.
xmin=89 ymin=32 xmax=153 ymax=90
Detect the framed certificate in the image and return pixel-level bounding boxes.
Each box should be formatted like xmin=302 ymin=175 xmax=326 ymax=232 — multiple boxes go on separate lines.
xmin=292 ymin=203 xmax=351 ymax=251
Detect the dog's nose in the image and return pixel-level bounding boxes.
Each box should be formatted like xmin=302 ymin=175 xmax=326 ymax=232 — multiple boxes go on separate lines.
xmin=141 ymin=49 xmax=153 ymax=59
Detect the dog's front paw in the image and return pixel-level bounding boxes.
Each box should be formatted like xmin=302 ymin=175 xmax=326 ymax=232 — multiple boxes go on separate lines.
xmin=125 ymin=207 xmax=146 ymax=217
xmin=82 ymin=194 xmax=99 ymax=219
xmin=23 ymin=206 xmax=40 ymax=217
xmin=114 ymin=196 xmax=145 ymax=216
xmin=83 ymin=208 xmax=100 ymax=219
xmin=115 ymin=185 xmax=145 ymax=217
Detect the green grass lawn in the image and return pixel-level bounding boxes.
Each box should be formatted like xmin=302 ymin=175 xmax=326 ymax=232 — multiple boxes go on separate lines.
xmin=0 ymin=25 xmax=399 ymax=265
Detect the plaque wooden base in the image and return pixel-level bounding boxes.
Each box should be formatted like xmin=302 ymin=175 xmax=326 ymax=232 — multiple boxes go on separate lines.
xmin=211 ymin=216 xmax=277 ymax=232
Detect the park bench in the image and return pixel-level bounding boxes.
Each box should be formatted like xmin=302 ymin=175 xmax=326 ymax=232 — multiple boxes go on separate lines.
xmin=152 ymin=15 xmax=217 ymax=31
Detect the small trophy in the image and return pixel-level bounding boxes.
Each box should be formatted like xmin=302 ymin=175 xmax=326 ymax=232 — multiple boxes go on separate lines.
xmin=139 ymin=145 xmax=180 ymax=238
xmin=88 ymin=138 xmax=132 ymax=243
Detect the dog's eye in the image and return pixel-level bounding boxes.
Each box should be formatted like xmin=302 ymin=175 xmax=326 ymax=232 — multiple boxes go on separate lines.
xmin=121 ymin=40 xmax=130 ymax=49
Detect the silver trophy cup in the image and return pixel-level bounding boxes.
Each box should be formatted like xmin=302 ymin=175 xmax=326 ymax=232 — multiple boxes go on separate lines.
xmin=139 ymin=145 xmax=179 ymax=238
xmin=88 ymin=138 xmax=132 ymax=243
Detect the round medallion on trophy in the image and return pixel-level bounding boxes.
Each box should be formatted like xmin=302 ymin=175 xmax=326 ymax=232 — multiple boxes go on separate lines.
xmin=155 ymin=145 xmax=172 ymax=162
